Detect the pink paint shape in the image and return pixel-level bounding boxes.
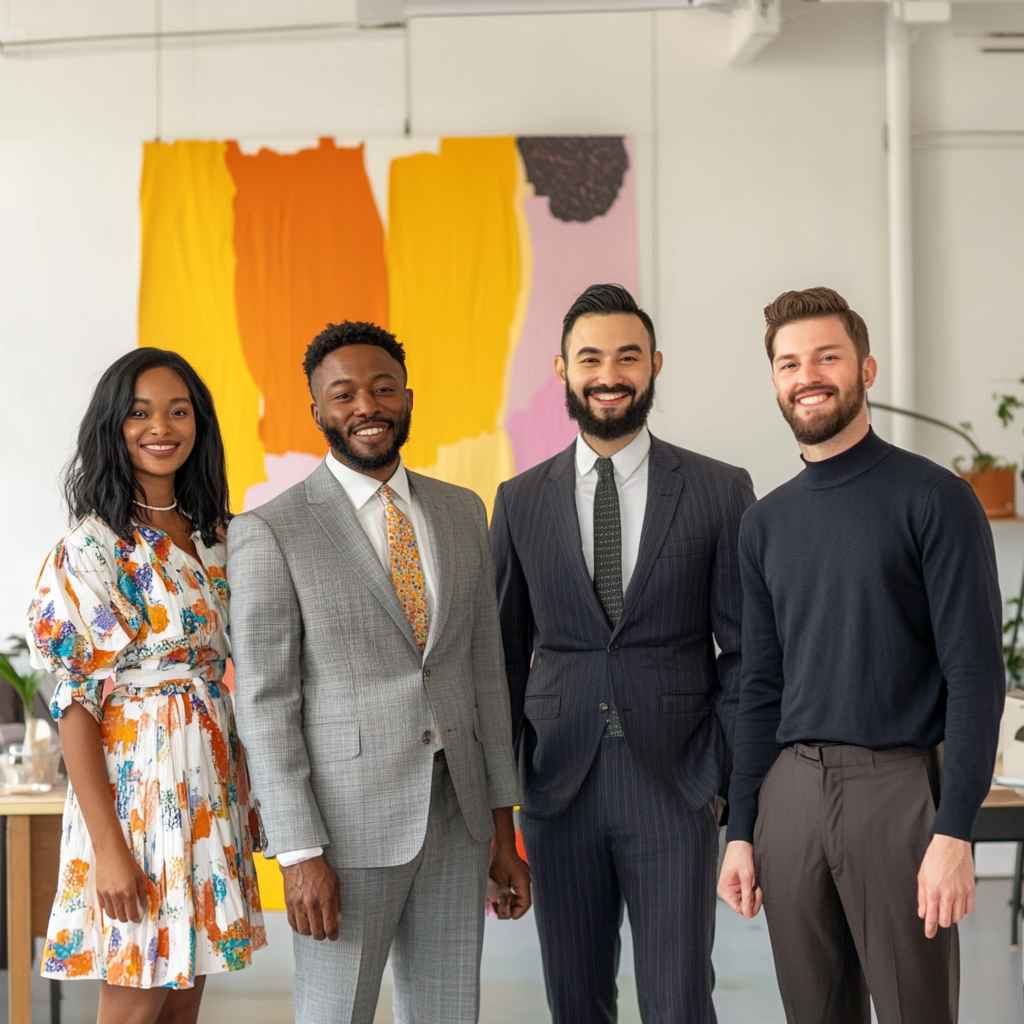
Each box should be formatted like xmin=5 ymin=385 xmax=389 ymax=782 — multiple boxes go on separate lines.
xmin=506 ymin=140 xmax=638 ymax=473
xmin=244 ymin=451 xmax=324 ymax=510
xmin=505 ymin=375 xmax=578 ymax=472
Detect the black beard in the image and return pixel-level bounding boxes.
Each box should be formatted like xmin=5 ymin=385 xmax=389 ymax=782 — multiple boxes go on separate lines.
xmin=321 ymin=408 xmax=412 ymax=472
xmin=778 ymin=376 xmax=865 ymax=445
xmin=564 ymin=375 xmax=656 ymax=441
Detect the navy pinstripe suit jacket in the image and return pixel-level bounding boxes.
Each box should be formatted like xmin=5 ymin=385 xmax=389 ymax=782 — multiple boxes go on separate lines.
xmin=491 ymin=435 xmax=755 ymax=820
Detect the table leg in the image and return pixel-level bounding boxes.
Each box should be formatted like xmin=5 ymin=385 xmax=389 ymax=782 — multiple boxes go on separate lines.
xmin=1013 ymin=841 xmax=1024 ymax=949
xmin=8 ymin=815 xmax=32 ymax=1024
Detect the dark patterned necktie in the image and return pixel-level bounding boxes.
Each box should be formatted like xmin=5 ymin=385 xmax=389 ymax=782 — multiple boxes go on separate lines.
xmin=593 ymin=457 xmax=623 ymax=625
xmin=593 ymin=456 xmax=624 ymax=737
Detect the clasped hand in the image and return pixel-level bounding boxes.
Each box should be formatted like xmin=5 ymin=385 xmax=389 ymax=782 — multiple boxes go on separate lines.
xmin=282 ymin=856 xmax=341 ymax=941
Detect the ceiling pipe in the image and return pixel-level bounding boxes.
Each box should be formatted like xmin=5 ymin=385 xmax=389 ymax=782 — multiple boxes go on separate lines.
xmin=885 ymin=6 xmax=915 ymax=450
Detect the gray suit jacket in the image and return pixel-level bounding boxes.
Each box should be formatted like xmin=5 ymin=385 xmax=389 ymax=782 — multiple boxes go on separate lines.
xmin=228 ymin=461 xmax=521 ymax=869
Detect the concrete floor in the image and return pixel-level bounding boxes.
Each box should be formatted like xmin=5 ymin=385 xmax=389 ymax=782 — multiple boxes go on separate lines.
xmin=7 ymin=877 xmax=1024 ymax=1023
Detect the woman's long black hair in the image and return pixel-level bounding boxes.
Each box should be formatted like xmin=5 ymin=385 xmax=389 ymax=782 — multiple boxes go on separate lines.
xmin=63 ymin=348 xmax=231 ymax=547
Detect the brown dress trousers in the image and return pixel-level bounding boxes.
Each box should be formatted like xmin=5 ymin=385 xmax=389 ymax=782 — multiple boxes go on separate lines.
xmin=754 ymin=743 xmax=959 ymax=1024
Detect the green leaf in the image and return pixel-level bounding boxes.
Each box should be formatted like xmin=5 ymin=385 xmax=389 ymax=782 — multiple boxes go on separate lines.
xmin=0 ymin=652 xmax=42 ymax=708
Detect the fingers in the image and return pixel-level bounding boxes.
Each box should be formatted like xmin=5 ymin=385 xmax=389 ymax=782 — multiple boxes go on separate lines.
xmin=137 ymin=875 xmax=152 ymax=922
xmin=923 ymin=890 xmax=940 ymax=939
xmin=100 ymin=888 xmax=143 ymax=924
xmin=100 ymin=892 xmax=117 ymax=922
xmin=716 ymin=871 xmax=742 ymax=914
xmin=510 ymin=876 xmax=532 ymax=920
xmin=740 ymin=873 xmax=754 ymax=918
xmin=751 ymin=886 xmax=764 ymax=917
xmin=292 ymin=905 xmax=314 ymax=938
xmin=323 ymin=887 xmax=341 ymax=942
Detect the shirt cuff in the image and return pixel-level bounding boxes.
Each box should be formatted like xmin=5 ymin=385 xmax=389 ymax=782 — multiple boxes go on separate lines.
xmin=276 ymin=846 xmax=324 ymax=867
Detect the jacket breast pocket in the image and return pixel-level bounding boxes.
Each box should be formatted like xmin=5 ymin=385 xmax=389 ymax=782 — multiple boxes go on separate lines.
xmin=658 ymin=537 xmax=710 ymax=560
xmin=661 ymin=692 xmax=712 ymax=714
xmin=524 ymin=695 xmax=561 ymax=721
xmin=308 ymin=719 xmax=361 ymax=761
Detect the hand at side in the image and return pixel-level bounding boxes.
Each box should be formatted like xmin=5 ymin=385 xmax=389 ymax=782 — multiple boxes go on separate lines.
xmin=57 ymin=702 xmax=151 ymax=924
xmin=917 ymin=834 xmax=975 ymax=939
xmin=488 ymin=807 xmax=532 ymax=920
xmin=282 ymin=855 xmax=341 ymax=941
xmin=718 ymin=840 xmax=763 ymax=918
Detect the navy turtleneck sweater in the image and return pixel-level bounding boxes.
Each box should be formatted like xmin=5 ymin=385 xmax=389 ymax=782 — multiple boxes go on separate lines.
xmin=726 ymin=428 xmax=1005 ymax=844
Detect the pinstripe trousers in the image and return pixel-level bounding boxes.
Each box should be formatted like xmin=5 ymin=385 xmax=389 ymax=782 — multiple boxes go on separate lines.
xmin=291 ymin=752 xmax=491 ymax=1024
xmin=521 ymin=737 xmax=719 ymax=1024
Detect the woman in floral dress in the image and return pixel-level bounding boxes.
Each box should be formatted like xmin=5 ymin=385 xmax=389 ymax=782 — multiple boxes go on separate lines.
xmin=27 ymin=348 xmax=264 ymax=1024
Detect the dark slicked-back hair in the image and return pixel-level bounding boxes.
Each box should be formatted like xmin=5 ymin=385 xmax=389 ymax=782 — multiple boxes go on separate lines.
xmin=763 ymin=287 xmax=870 ymax=363
xmin=63 ymin=348 xmax=230 ymax=547
xmin=561 ymin=284 xmax=656 ymax=359
xmin=303 ymin=321 xmax=407 ymax=391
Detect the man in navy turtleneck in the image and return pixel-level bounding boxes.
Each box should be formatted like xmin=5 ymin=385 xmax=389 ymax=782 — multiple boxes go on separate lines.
xmin=717 ymin=287 xmax=1004 ymax=1024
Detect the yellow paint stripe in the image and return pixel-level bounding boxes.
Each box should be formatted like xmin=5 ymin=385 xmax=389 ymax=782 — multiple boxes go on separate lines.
xmin=138 ymin=141 xmax=266 ymax=511
xmin=388 ymin=137 xmax=521 ymax=496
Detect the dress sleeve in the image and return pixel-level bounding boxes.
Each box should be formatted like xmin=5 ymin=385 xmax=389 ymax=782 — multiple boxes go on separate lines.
xmin=27 ymin=531 xmax=139 ymax=722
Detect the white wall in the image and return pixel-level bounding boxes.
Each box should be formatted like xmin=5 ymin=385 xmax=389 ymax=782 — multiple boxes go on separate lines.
xmin=2 ymin=0 xmax=1024 ymax=637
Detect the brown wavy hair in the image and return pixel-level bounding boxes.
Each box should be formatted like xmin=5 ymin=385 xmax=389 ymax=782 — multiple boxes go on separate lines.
xmin=763 ymin=287 xmax=870 ymax=363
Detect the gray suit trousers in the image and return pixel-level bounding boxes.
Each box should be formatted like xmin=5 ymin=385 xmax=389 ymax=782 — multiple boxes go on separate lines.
xmin=292 ymin=752 xmax=491 ymax=1024
xmin=755 ymin=743 xmax=959 ymax=1024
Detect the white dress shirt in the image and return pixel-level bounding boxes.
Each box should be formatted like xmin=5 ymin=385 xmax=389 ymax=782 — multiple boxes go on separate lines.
xmin=277 ymin=454 xmax=441 ymax=868
xmin=574 ymin=427 xmax=651 ymax=592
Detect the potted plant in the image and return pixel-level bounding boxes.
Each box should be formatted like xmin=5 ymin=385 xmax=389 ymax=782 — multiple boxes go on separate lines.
xmin=869 ymin=383 xmax=1023 ymax=518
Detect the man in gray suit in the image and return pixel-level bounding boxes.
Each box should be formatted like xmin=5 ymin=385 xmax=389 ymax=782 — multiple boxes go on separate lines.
xmin=229 ymin=320 xmax=530 ymax=1024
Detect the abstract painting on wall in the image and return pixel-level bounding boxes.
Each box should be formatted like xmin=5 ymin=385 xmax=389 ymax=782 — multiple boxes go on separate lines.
xmin=138 ymin=134 xmax=637 ymax=514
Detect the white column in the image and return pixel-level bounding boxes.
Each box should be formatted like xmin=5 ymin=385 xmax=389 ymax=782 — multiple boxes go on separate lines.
xmin=886 ymin=6 xmax=914 ymax=449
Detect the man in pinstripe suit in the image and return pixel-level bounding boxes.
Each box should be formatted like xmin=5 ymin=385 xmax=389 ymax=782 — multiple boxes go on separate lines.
xmin=491 ymin=284 xmax=754 ymax=1023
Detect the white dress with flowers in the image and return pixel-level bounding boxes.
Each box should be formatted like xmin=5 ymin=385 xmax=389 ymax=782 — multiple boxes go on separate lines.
xmin=27 ymin=516 xmax=265 ymax=989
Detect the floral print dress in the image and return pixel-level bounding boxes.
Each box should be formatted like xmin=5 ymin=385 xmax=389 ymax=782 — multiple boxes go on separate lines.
xmin=27 ymin=516 xmax=265 ymax=989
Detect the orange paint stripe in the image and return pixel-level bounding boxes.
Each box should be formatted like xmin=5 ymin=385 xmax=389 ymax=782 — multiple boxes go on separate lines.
xmin=225 ymin=139 xmax=389 ymax=458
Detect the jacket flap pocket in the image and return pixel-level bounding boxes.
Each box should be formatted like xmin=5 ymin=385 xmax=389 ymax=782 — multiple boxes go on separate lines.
xmin=661 ymin=692 xmax=711 ymax=714
xmin=312 ymin=720 xmax=361 ymax=760
xmin=524 ymin=694 xmax=561 ymax=721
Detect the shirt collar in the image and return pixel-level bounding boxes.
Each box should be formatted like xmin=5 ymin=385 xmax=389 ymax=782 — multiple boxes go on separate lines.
xmin=325 ymin=453 xmax=411 ymax=511
xmin=575 ymin=426 xmax=651 ymax=481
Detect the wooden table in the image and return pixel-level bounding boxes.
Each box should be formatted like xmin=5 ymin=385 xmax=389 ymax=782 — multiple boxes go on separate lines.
xmin=1 ymin=787 xmax=66 ymax=1024
xmin=974 ymin=783 xmax=1024 ymax=946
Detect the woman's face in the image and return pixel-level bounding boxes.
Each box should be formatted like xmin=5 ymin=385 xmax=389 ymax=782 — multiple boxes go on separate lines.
xmin=123 ymin=367 xmax=197 ymax=484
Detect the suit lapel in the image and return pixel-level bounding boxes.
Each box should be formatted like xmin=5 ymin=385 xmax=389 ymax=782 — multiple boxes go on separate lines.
xmin=615 ymin=437 xmax=684 ymax=636
xmin=408 ymin=473 xmax=454 ymax=657
xmin=547 ymin=444 xmax=609 ymax=629
xmin=305 ymin=462 xmax=420 ymax=655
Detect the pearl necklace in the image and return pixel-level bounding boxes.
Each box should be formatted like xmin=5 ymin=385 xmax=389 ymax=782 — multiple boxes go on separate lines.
xmin=135 ymin=499 xmax=178 ymax=512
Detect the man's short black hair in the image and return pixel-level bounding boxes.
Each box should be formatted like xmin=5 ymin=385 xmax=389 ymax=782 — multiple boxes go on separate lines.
xmin=561 ymin=284 xmax=656 ymax=360
xmin=303 ymin=321 xmax=407 ymax=390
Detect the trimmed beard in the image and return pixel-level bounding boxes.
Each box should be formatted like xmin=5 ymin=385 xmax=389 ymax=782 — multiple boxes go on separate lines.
xmin=778 ymin=375 xmax=865 ymax=446
xmin=321 ymin=408 xmax=412 ymax=473
xmin=564 ymin=374 xmax=656 ymax=441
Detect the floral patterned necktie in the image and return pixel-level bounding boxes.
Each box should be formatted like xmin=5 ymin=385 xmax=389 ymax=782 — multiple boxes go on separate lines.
xmin=379 ymin=485 xmax=429 ymax=654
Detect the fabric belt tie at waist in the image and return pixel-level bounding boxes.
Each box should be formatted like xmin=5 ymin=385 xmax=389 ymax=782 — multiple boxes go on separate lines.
xmin=110 ymin=673 xmax=223 ymax=699
xmin=790 ymin=742 xmax=938 ymax=769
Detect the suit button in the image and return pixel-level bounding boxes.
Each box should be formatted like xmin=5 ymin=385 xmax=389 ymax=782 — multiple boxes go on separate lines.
xmin=598 ymin=702 xmax=609 ymax=711
xmin=609 ymin=645 xmax=620 ymax=654
xmin=423 ymin=669 xmax=431 ymax=679
xmin=421 ymin=731 xmax=432 ymax=745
